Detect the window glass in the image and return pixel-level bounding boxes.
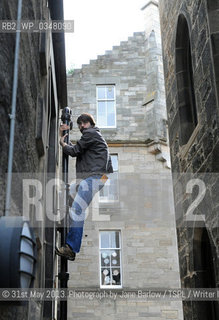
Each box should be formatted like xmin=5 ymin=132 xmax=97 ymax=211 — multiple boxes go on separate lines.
xmin=107 ymin=86 xmax=114 ymax=99
xmin=110 ymin=231 xmax=120 ymax=248
xmin=100 ymin=232 xmax=110 ymax=248
xmin=111 ymin=155 xmax=118 ymax=171
xmin=107 ymin=101 xmax=115 ymax=126
xmin=100 ymin=231 xmax=122 ymax=287
xmin=97 ymin=85 xmax=116 ymax=128
xmin=98 ymin=87 xmax=106 ymax=99
xmin=98 ymin=101 xmax=107 ymax=127
xmin=99 ymin=154 xmax=119 ymax=202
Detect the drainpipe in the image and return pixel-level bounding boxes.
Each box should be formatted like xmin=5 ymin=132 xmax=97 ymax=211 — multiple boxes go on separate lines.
xmin=5 ymin=0 xmax=23 ymax=216
xmin=59 ymin=107 xmax=72 ymax=320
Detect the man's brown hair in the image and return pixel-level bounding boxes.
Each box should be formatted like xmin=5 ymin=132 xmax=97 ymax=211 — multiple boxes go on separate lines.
xmin=77 ymin=113 xmax=96 ymax=126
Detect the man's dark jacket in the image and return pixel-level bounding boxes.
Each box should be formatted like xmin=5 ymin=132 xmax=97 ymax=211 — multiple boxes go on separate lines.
xmin=63 ymin=126 xmax=113 ymax=179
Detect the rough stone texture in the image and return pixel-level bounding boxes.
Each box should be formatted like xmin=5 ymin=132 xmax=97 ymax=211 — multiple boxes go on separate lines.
xmin=67 ymin=146 xmax=183 ymax=319
xmin=67 ymin=1 xmax=183 ymax=319
xmin=68 ymin=298 xmax=183 ymax=320
xmin=67 ymin=3 xmax=167 ymax=145
xmin=0 ymin=0 xmax=64 ymax=319
xmin=159 ymin=0 xmax=219 ymax=319
xmin=67 ymin=31 xmax=149 ymax=142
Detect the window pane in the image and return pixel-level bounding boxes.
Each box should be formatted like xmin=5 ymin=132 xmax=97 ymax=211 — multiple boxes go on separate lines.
xmin=99 ymin=187 xmax=105 ymax=197
xmin=107 ymin=86 xmax=114 ymax=99
xmin=98 ymin=101 xmax=107 ymax=127
xmin=97 ymin=87 xmax=105 ymax=99
xmin=110 ymin=250 xmax=120 ymax=267
xmin=112 ymin=268 xmax=121 ymax=285
xmin=107 ymin=113 xmax=115 ymax=127
xmin=98 ymin=115 xmax=107 ymax=127
xmin=107 ymin=101 xmax=115 ymax=113
xmin=100 ymin=231 xmax=121 ymax=287
xmin=107 ymin=101 xmax=115 ymax=126
xmin=99 ymin=187 xmax=104 ymax=197
xmin=110 ymin=231 xmax=120 ymax=248
xmin=111 ymin=155 xmax=118 ymax=171
xmin=101 ymin=268 xmax=111 ymax=285
xmin=100 ymin=232 xmax=110 ymax=248
xmin=99 ymin=156 xmax=118 ymax=201
xmin=100 ymin=184 xmax=109 ymax=199
xmin=97 ymin=85 xmax=116 ymax=128
xmin=101 ymin=250 xmax=111 ymax=266
xmin=98 ymin=101 xmax=106 ymax=115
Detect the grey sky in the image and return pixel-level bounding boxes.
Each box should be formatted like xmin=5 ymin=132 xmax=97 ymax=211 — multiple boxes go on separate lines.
xmin=64 ymin=0 xmax=146 ymax=70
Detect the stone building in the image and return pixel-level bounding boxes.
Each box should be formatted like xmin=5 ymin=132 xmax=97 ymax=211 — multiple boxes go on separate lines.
xmin=159 ymin=0 xmax=219 ymax=319
xmin=66 ymin=1 xmax=183 ymax=319
xmin=0 ymin=0 xmax=67 ymax=319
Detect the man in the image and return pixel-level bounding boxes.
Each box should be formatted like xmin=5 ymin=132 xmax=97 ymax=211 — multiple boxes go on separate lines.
xmin=56 ymin=113 xmax=113 ymax=261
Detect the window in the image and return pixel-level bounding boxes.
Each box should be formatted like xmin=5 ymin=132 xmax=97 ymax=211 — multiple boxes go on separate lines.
xmin=99 ymin=231 xmax=122 ymax=288
xmin=175 ymin=14 xmax=198 ymax=146
xmin=99 ymin=154 xmax=118 ymax=202
xmin=96 ymin=85 xmax=116 ymax=128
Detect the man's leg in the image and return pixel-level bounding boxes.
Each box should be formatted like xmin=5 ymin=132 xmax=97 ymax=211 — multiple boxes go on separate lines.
xmin=56 ymin=175 xmax=105 ymax=259
xmin=68 ymin=181 xmax=77 ymax=207
xmin=66 ymin=179 xmax=90 ymax=253
xmin=66 ymin=176 xmax=104 ymax=253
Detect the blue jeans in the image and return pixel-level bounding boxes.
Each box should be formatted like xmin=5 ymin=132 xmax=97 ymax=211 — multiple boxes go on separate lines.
xmin=66 ymin=175 xmax=105 ymax=253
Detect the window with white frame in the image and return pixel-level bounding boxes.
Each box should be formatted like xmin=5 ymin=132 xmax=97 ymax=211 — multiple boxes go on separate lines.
xmin=99 ymin=154 xmax=118 ymax=202
xmin=99 ymin=230 xmax=122 ymax=288
xmin=96 ymin=85 xmax=116 ymax=128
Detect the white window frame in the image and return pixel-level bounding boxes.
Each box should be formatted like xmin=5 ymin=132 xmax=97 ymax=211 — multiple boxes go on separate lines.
xmin=99 ymin=154 xmax=119 ymax=203
xmin=99 ymin=230 xmax=122 ymax=289
xmin=96 ymin=85 xmax=117 ymax=128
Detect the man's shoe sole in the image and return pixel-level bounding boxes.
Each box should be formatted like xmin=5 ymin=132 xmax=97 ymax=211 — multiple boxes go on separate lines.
xmin=55 ymin=246 xmax=76 ymax=261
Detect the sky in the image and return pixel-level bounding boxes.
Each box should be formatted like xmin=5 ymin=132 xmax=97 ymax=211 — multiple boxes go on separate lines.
xmin=63 ymin=0 xmax=146 ymax=70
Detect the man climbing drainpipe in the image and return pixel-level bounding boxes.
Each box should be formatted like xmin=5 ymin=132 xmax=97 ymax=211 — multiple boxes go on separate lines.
xmin=56 ymin=113 xmax=113 ymax=261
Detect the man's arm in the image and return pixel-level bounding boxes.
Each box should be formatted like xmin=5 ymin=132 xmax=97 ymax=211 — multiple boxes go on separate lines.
xmin=61 ymin=130 xmax=93 ymax=157
xmin=59 ymin=124 xmax=69 ymax=149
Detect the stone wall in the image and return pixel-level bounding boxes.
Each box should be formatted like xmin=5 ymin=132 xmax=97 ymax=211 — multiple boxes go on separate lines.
xmin=67 ymin=21 xmax=167 ymax=145
xmin=0 ymin=1 xmax=65 ymax=319
xmin=66 ymin=2 xmax=183 ymax=317
xmin=159 ymin=0 xmax=219 ymax=319
xmin=0 ymin=0 xmax=43 ymax=216
xmin=67 ymin=146 xmax=183 ymax=320
xmin=67 ymin=32 xmax=149 ymax=142
xmin=68 ymin=299 xmax=183 ymax=320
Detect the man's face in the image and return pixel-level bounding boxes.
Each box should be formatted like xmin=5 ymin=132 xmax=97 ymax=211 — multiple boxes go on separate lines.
xmin=78 ymin=121 xmax=91 ymax=133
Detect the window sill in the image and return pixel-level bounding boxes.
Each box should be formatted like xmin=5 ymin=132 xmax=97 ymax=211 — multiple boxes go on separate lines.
xmin=100 ymin=285 xmax=122 ymax=289
xmin=180 ymin=123 xmax=200 ymax=159
xmin=99 ymin=127 xmax=117 ymax=131
xmin=99 ymin=200 xmax=120 ymax=206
